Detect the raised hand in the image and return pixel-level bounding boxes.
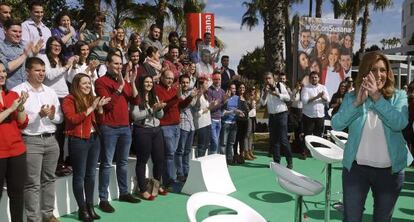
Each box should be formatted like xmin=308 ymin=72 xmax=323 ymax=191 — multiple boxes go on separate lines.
xmin=79 ymin=22 xmax=87 ymax=33
xmin=32 ymin=39 xmax=44 ymax=55
xmin=91 ymin=97 xmax=100 ymax=110
xmin=363 ymin=72 xmax=382 ymax=101
xmin=48 ymin=105 xmax=56 ymax=120
xmin=66 ymin=56 xmax=77 ymax=69
xmin=153 ymin=102 xmax=166 ymax=112
xmin=24 ymin=42 xmax=34 ymax=56
xmin=39 ymin=105 xmax=50 ymax=118
xmin=354 ymin=83 xmax=368 ymax=107
xmin=10 ymin=98 xmax=22 ymax=112
xmin=98 ymin=96 xmax=111 ymax=107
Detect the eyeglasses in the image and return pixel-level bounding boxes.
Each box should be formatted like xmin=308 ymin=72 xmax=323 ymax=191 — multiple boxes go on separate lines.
xmin=36 ymin=27 xmax=42 ymax=37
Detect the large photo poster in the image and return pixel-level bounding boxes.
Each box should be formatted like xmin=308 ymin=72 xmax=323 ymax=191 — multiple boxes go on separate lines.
xmin=296 ymin=17 xmax=354 ymax=96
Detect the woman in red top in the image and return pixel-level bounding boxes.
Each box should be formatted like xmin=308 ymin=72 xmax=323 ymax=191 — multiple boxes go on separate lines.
xmin=62 ymin=73 xmax=110 ymax=222
xmin=0 ymin=62 xmax=29 ymax=222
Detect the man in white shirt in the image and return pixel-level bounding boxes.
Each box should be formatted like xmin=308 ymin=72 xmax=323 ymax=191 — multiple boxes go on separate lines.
xmin=301 ymin=71 xmax=330 ymax=137
xmin=195 ymin=49 xmax=214 ymax=84
xmin=260 ymin=72 xmax=293 ymax=169
xmin=199 ymin=32 xmax=220 ymax=64
xmin=12 ymin=57 xmax=63 ymax=222
xmin=21 ymin=1 xmax=51 ymax=53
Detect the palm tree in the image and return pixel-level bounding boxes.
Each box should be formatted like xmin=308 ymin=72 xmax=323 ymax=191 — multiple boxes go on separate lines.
xmin=241 ymin=0 xmax=288 ymax=72
xmin=350 ymin=0 xmax=361 ymax=48
xmin=359 ymin=0 xmax=393 ymax=52
xmin=80 ymin=0 xmax=101 ymax=27
xmin=315 ymin=0 xmax=323 ymax=17
xmin=331 ymin=0 xmax=341 ymax=18
xmin=380 ymin=38 xmax=387 ymax=49
xmin=309 ymin=0 xmax=313 ymax=16
xmin=134 ymin=0 xmax=204 ymax=41
xmin=102 ymin=0 xmax=149 ymax=30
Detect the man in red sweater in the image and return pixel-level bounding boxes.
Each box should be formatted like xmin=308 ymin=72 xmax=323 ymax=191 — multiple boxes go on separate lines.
xmin=95 ymin=53 xmax=139 ymax=213
xmin=155 ymin=70 xmax=193 ymax=189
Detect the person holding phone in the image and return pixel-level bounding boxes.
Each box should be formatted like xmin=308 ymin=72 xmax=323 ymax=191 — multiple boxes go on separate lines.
xmin=260 ymin=72 xmax=293 ymax=168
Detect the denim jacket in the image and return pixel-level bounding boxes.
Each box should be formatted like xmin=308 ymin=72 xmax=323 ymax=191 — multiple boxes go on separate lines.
xmin=332 ymin=90 xmax=413 ymax=173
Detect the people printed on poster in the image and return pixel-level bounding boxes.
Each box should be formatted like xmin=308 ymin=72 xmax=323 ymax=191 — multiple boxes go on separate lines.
xmin=297 ymin=17 xmax=353 ymax=96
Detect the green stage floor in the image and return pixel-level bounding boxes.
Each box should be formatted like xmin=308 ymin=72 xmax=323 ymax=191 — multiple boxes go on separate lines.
xmin=60 ymin=152 xmax=414 ymax=222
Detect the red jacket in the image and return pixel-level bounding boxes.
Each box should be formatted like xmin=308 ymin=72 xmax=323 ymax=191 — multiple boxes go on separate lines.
xmin=95 ymin=74 xmax=133 ymax=127
xmin=0 ymin=91 xmax=28 ymax=158
xmin=155 ymin=84 xmax=193 ymax=126
xmin=62 ymin=94 xmax=102 ymax=139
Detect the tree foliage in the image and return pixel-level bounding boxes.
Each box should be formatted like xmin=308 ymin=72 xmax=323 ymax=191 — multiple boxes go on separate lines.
xmin=5 ymin=0 xmax=66 ymax=27
xmin=237 ymin=47 xmax=267 ymax=84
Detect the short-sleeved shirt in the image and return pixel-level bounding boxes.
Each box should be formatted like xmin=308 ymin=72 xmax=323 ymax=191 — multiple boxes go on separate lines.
xmin=82 ymin=29 xmax=110 ymax=63
xmin=21 ymin=18 xmax=51 ymax=52
xmin=0 ymin=40 xmax=27 ymax=89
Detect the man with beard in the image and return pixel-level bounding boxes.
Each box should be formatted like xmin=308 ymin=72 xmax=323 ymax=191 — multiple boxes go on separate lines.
xmin=141 ymin=24 xmax=163 ymax=57
xmin=162 ymin=45 xmax=183 ymax=82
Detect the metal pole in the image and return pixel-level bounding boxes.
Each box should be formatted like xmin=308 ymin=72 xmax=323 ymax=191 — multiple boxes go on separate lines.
xmin=408 ymin=56 xmax=412 ymax=83
xmin=295 ymin=195 xmax=303 ymax=222
xmin=398 ymin=68 xmax=402 ymax=89
xmin=325 ymin=163 xmax=332 ymax=222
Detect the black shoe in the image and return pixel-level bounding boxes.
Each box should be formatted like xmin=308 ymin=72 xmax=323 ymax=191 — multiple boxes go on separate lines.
xmin=87 ymin=204 xmax=101 ymax=220
xmin=177 ymin=175 xmax=187 ymax=183
xmin=78 ymin=207 xmax=93 ymax=222
xmin=119 ymin=193 xmax=140 ymax=203
xmin=287 ymin=163 xmax=293 ymax=169
xmin=237 ymin=155 xmax=245 ymax=164
xmin=226 ymin=159 xmax=235 ymax=165
xmin=98 ymin=201 xmax=115 ymax=213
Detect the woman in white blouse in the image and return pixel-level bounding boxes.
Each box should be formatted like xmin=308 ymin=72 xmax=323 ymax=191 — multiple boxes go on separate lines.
xmin=332 ymin=51 xmax=413 ymax=222
xmin=67 ymin=41 xmax=99 ymax=90
xmin=38 ymin=36 xmax=76 ymax=167
xmin=192 ymin=77 xmax=213 ymax=157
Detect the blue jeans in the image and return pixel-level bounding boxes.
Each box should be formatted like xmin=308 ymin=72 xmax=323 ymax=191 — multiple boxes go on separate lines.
xmin=98 ymin=125 xmax=132 ymax=200
xmin=161 ymin=125 xmax=180 ymax=186
xmin=221 ymin=122 xmax=237 ymax=160
xmin=69 ymin=133 xmax=100 ymax=207
xmin=175 ymin=129 xmax=195 ymax=177
xmin=269 ymin=112 xmax=292 ymax=164
xmin=196 ymin=125 xmax=211 ymax=158
xmin=209 ymin=120 xmax=221 ymax=154
xmin=342 ymin=162 xmax=404 ymax=222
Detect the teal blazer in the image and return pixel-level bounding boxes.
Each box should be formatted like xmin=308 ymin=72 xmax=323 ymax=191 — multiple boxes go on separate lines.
xmin=332 ymin=90 xmax=413 ymax=173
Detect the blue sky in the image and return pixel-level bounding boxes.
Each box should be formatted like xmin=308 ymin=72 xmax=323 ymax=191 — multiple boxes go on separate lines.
xmin=204 ymin=0 xmax=403 ymax=70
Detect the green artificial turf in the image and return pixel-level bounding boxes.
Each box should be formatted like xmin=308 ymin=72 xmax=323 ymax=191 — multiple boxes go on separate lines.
xmin=60 ymin=151 xmax=414 ymax=222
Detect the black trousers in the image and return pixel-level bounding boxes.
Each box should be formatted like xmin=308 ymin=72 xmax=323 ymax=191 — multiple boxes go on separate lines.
xmin=302 ymin=115 xmax=324 ymax=137
xmin=234 ymin=119 xmax=248 ymax=155
xmin=0 ymin=153 xmax=26 ymax=222
xmin=133 ymin=126 xmax=164 ymax=192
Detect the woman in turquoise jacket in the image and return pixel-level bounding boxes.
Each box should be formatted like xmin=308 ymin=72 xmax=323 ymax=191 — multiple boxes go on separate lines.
xmin=332 ymin=51 xmax=413 ymax=222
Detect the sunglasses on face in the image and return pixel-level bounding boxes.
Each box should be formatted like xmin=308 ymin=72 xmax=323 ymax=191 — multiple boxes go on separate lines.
xmin=36 ymin=27 xmax=42 ymax=37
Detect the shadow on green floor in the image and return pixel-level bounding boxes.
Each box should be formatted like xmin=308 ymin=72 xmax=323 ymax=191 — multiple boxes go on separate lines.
xmin=238 ymin=162 xmax=269 ymax=168
xmin=305 ymin=209 xmax=343 ymax=220
xmin=249 ymin=191 xmax=293 ymax=203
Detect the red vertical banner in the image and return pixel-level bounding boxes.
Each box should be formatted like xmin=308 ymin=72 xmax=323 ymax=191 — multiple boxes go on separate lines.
xmin=186 ymin=13 xmax=215 ymax=52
